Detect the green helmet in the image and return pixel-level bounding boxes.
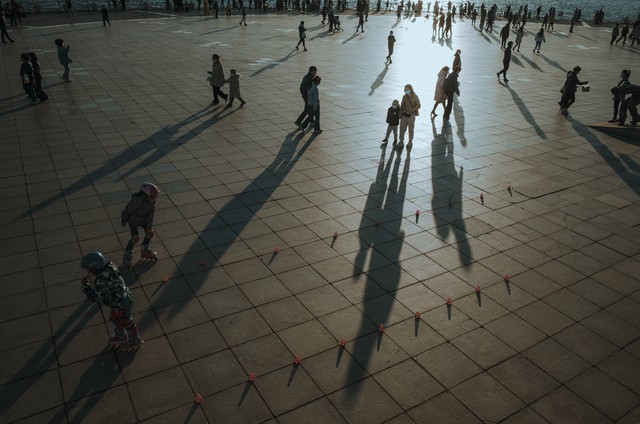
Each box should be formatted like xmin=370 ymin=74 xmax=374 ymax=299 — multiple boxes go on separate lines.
xmin=81 ymin=251 xmax=107 ymax=272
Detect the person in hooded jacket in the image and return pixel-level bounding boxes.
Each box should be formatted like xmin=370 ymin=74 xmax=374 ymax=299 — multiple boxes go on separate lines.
xmin=397 ymin=84 xmax=421 ymax=149
xmin=431 ymin=66 xmax=449 ymax=117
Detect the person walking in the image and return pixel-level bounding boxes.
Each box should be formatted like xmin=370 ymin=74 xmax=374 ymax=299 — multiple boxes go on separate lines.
xmin=533 ymin=28 xmax=545 ymax=53
xmin=610 ymin=23 xmax=620 ymax=45
xmin=397 ymin=84 xmax=421 ymax=149
xmin=496 ymin=41 xmax=513 ymax=82
xmin=301 ymin=76 xmax=322 ymax=134
xmin=55 ymin=38 xmax=72 ymax=82
xmin=121 ymin=182 xmax=160 ymax=266
xmin=381 ymin=99 xmax=400 ymax=145
xmin=386 ymin=30 xmax=396 ymax=64
xmin=209 ymin=53 xmax=228 ymax=104
xmin=224 ymin=69 xmax=246 ymax=108
xmin=431 ymin=66 xmax=449 ymax=117
xmin=0 ymin=11 xmax=14 ymax=43
xmin=295 ymin=21 xmax=307 ymax=51
xmin=239 ymin=6 xmax=247 ymax=25
xmin=295 ymin=66 xmax=317 ymax=128
xmin=559 ymin=66 xmax=588 ymax=115
xmin=101 ymin=5 xmax=111 ymax=26
xmin=499 ymin=22 xmax=510 ymax=49
xmin=452 ymin=49 xmax=461 ymax=72
xmin=513 ymin=26 xmax=524 ymax=52
xmin=443 ymin=66 xmax=460 ymax=120
xmin=609 ymin=69 xmax=631 ymax=123
xmin=27 ymin=52 xmax=48 ymax=102
xmin=355 ymin=10 xmax=365 ymax=32
xmin=616 ymin=23 xmax=629 ymax=44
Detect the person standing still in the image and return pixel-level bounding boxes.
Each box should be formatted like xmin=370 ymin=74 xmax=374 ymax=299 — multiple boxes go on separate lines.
xmin=382 ymin=99 xmax=400 ymax=145
xmin=386 ymin=30 xmax=396 ymax=64
xmin=496 ymin=41 xmax=513 ymax=82
xmin=210 ymin=54 xmax=228 ymax=104
xmin=533 ymin=28 xmax=545 ymax=53
xmin=295 ymin=66 xmax=317 ymax=128
xmin=397 ymin=84 xmax=421 ymax=149
xmin=301 ymin=76 xmax=322 ymax=134
xmin=55 ymin=38 xmax=72 ymax=82
xmin=101 ymin=5 xmax=111 ymax=26
xmin=443 ymin=66 xmax=460 ymax=120
xmin=295 ymin=21 xmax=307 ymax=51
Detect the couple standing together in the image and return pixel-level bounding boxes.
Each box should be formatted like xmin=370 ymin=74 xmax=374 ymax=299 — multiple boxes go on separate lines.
xmin=294 ymin=66 xmax=322 ymax=134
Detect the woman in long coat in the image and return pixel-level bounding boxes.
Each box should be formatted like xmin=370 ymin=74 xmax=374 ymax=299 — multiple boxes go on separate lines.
xmin=210 ymin=54 xmax=228 ymax=104
xmin=431 ymin=66 xmax=449 ymax=117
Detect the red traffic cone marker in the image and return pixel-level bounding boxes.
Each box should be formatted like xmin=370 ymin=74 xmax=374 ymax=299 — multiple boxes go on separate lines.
xmin=415 ymin=210 xmax=420 ymax=217
xmin=194 ymin=393 xmax=203 ymax=404
xmin=475 ymin=285 xmax=481 ymax=293
xmin=415 ymin=311 xmax=421 ymax=319
xmin=339 ymin=338 xmax=346 ymax=347
xmin=294 ymin=355 xmax=301 ymax=365
xmin=333 ymin=232 xmax=338 ymax=239
xmin=507 ymin=184 xmax=512 ymax=191
xmin=162 ymin=275 xmax=169 ymax=284
xmin=248 ymin=372 xmax=255 ymax=382
xmin=446 ymin=298 xmax=452 ymax=306
xmin=378 ymin=324 xmax=385 ymax=333
xmin=273 ymin=247 xmax=279 ymax=254
xmin=503 ymin=274 xmax=510 ymax=282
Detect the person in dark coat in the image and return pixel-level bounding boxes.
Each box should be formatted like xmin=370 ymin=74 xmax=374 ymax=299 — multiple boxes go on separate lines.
xmin=20 ymin=53 xmax=38 ymax=104
xmin=443 ymin=66 xmax=460 ymax=120
xmin=381 ymin=99 xmax=400 ymax=144
xmin=209 ymin=53 xmax=228 ymax=104
xmin=609 ymin=69 xmax=631 ymax=123
xmin=101 ymin=5 xmax=111 ymax=26
xmin=295 ymin=66 xmax=317 ymax=128
xmin=27 ymin=52 xmax=48 ymax=101
xmin=295 ymin=20 xmax=307 ymax=51
xmin=496 ymin=41 xmax=513 ymax=82
xmin=55 ymin=38 xmax=72 ymax=82
xmin=1 ymin=11 xmax=15 ymax=43
xmin=559 ymin=66 xmax=588 ymax=115
xmin=499 ymin=22 xmax=510 ymax=49
xmin=452 ymin=49 xmax=461 ymax=71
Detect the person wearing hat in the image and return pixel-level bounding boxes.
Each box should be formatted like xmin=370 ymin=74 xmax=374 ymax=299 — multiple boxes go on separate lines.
xmin=382 ymin=99 xmax=400 ymax=145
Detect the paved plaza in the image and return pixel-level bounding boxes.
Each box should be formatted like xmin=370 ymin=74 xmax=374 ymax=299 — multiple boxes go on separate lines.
xmin=1 ymin=7 xmax=639 ymax=424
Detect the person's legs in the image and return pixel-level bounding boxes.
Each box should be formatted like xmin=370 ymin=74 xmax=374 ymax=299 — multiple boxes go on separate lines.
xmin=383 ymin=124 xmax=393 ymax=141
xmin=313 ymin=105 xmax=321 ymax=131
xmin=62 ymin=64 xmax=70 ymax=80
xmin=399 ymin=116 xmax=408 ymax=141
xmin=301 ymin=105 xmax=314 ymax=130
xmin=391 ymin=125 xmax=398 ymax=140
xmin=212 ymin=86 xmax=219 ymax=102
xmin=407 ymin=115 xmax=415 ymax=142
xmin=443 ymin=93 xmax=453 ymax=118
xmin=611 ymin=98 xmax=621 ymax=121
xmin=295 ymin=98 xmax=308 ymax=125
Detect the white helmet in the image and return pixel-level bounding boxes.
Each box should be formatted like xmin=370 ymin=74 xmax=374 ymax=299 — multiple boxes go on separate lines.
xmin=139 ymin=182 xmax=159 ymax=197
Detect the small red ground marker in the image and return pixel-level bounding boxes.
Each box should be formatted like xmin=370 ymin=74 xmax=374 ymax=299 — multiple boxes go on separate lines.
xmin=273 ymin=247 xmax=279 ymax=254
xmin=333 ymin=232 xmax=338 ymax=239
xmin=504 ymin=274 xmax=510 ymax=282
xmin=480 ymin=193 xmax=484 ymax=201
xmin=415 ymin=210 xmax=420 ymax=216
xmin=507 ymin=184 xmax=512 ymax=190
xmin=194 ymin=394 xmax=203 ymax=404
xmin=475 ymin=285 xmax=481 ymax=293
xmin=294 ymin=355 xmax=301 ymax=365
xmin=248 ymin=372 xmax=255 ymax=382
xmin=378 ymin=324 xmax=385 ymax=333
xmin=339 ymin=339 xmax=346 ymax=347
xmin=415 ymin=311 xmax=421 ymax=319
xmin=162 ymin=275 xmax=169 ymax=284
xmin=446 ymin=298 xmax=452 ymax=306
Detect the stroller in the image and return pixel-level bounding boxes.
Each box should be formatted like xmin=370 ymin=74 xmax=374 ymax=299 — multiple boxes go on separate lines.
xmin=332 ymin=15 xmax=343 ymax=31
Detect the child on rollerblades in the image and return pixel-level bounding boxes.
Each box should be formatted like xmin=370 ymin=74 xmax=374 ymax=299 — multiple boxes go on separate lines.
xmin=120 ymin=182 xmax=159 ymax=268
xmin=80 ymin=251 xmax=143 ymax=351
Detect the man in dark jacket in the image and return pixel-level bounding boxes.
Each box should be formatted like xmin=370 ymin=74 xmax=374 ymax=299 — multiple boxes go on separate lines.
xmin=559 ymin=66 xmax=588 ymax=115
xmin=496 ymin=41 xmax=513 ymax=82
xmin=499 ymin=22 xmax=510 ymax=49
xmin=615 ymin=84 xmax=640 ymax=126
xmin=443 ymin=66 xmax=460 ymax=120
xmin=295 ymin=65 xmax=317 ymax=128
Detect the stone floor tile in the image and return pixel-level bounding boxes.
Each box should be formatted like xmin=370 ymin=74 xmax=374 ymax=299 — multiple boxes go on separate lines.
xmin=591 ymin=268 xmax=639 ymax=296
xmin=355 ymin=294 xmax=413 ymax=327
xmin=277 ymin=319 xmax=337 ymax=359
xmin=542 ymin=289 xmax=600 ymax=321
xmin=393 ymin=283 xmax=447 ymax=314
xmin=254 ymin=365 xmax=323 ymax=416
xmin=303 ymin=347 xmax=368 ymax=394
xmin=532 ymin=386 xmax=611 ymax=424
xmin=276 ymin=397 xmax=347 ymax=424
xmin=257 ymin=295 xmax=314 ymax=331
xmin=59 ymin=352 xmax=124 ymax=402
xmin=276 ymin=265 xmax=328 ymax=294
xmin=484 ymin=312 xmax=547 ymax=353
xmin=523 ymin=339 xmax=590 ymax=383
xmin=580 ymin=310 xmax=640 ymax=347
xmin=347 ymin=332 xmax=409 ymax=375
xmin=501 ymin=407 xmax=554 ymax=424
xmin=201 ymin=382 xmax=273 ymax=424
xmin=567 ymin=277 xmax=625 ymax=308
xmin=65 ymin=385 xmax=137 ymax=424
xmin=139 ymin=403 xmax=208 ymax=424
xmin=154 ymin=298 xmax=210 ymax=334
xmin=451 ymin=372 xmax=526 ymax=423
xmin=223 ymin=257 xmax=273 ymax=285
xmin=481 ymin=279 xmax=538 ymax=311
xmin=0 ymin=369 xmax=64 ymax=423
xmin=407 ymin=392 xmax=481 ymax=424
xmin=319 ymin=305 xmax=377 ymax=341
xmin=0 ymin=339 xmax=58 ymax=386
xmin=182 ymin=349 xmax=247 ymax=397
xmin=515 ymin=300 xmax=575 ymax=336
xmin=55 ymin=323 xmax=110 ymax=366
xmin=489 ymin=354 xmax=560 ymax=404
xmin=604 ymin=298 xmax=640 ymax=328
xmin=215 ymin=309 xmax=273 ymax=347
xmin=231 ymin=333 xmax=292 ymax=376
xmin=597 ymin=350 xmax=640 ymax=397
xmin=416 ymin=342 xmax=482 ymax=389
xmin=239 ymin=275 xmax=292 ymax=306
xmin=453 ymin=291 xmax=510 ymax=326
xmin=11 ymin=407 xmax=68 ymax=424
xmin=142 ymin=277 xmax=195 ymax=308
xmin=328 ymin=377 xmax=403 ymax=424
xmin=296 ymin=284 xmax=351 ymax=317
xmin=452 ymin=327 xmax=517 ymax=370
xmin=567 ymin=366 xmax=640 ymax=421
xmin=385 ymin=316 xmax=447 ymax=357
xmin=423 ymin=272 xmax=475 ymax=301
xmin=373 ymin=359 xmax=445 ymax=409
xmin=118 ymin=336 xmax=178 ymax=382
xmin=199 ymin=286 xmax=252 ymax=320
xmin=554 ymin=323 xmax=618 ymax=364
xmin=166 ymin=321 xmax=227 ymax=363
xmin=332 ymin=275 xmax=387 ymax=304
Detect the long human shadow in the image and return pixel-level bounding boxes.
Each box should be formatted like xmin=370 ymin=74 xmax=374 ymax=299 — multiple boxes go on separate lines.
xmin=567 ymin=115 xmax=640 ymax=196
xmin=345 ymin=146 xmax=410 ymax=395
xmin=368 ymin=65 xmax=389 ymax=96
xmin=537 ymin=53 xmax=566 ymax=72
xmin=250 ymin=50 xmax=297 ymax=76
xmin=517 ymin=53 xmax=543 ymax=71
xmin=20 ymin=106 xmax=221 ymax=219
xmin=431 ymin=122 xmax=472 ymax=265
xmin=503 ymin=83 xmax=547 ymax=140
xmin=452 ymin=98 xmax=467 ymax=147
xmin=0 ymin=302 xmax=99 ymax=421
xmin=510 ymin=55 xmax=525 ymax=68
xmin=341 ymin=31 xmax=360 ymax=44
